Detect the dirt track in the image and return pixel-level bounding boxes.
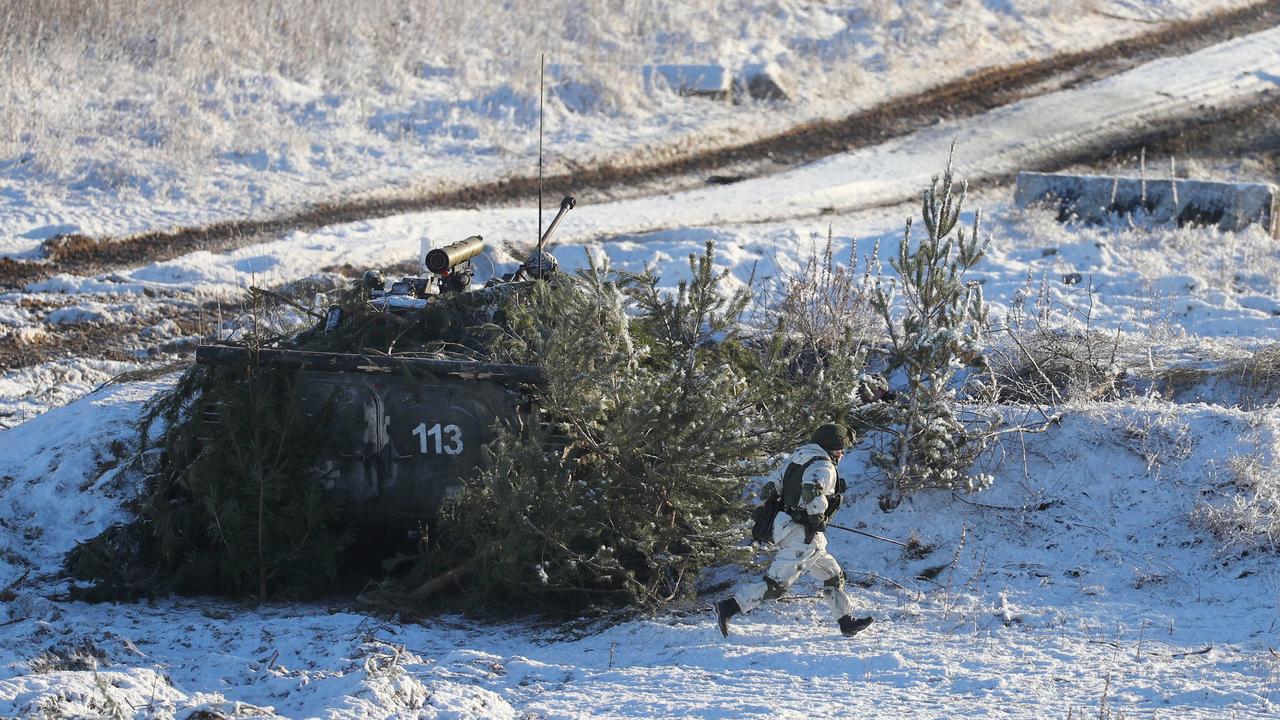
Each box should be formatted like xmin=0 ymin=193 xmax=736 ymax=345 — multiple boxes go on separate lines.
xmin=2 ymin=0 xmax=1279 ymax=290
xmin=6 ymin=92 xmax=1278 ymax=376
xmin=3 ymin=2 xmax=1280 ymax=374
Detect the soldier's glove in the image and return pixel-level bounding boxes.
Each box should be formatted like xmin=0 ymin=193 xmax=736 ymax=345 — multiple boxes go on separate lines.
xmin=803 ymin=514 xmax=826 ymax=544
xmin=824 ymin=493 xmax=842 ymax=521
xmin=834 ymin=476 xmax=847 ymax=495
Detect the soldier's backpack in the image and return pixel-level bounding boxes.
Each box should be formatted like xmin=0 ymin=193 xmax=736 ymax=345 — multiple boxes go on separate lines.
xmin=750 ymin=456 xmax=826 ymax=543
xmin=750 ymin=491 xmax=782 ymax=544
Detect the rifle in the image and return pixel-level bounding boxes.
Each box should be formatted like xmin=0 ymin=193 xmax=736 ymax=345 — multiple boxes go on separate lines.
xmin=826 ymin=523 xmax=910 ymax=548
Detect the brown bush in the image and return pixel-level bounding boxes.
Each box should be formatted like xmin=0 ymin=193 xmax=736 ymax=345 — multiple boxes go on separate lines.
xmin=41 ymin=233 xmax=99 ymax=262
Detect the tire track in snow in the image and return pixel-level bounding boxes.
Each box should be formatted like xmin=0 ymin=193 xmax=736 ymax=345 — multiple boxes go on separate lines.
xmin=5 ymin=13 xmax=1280 ymax=380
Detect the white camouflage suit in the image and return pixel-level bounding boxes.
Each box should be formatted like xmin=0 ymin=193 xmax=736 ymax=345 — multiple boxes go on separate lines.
xmin=733 ymin=442 xmax=855 ymax=620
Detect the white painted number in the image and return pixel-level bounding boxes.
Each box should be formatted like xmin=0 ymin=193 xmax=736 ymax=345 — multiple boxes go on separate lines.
xmin=412 ymin=422 xmax=463 ymax=455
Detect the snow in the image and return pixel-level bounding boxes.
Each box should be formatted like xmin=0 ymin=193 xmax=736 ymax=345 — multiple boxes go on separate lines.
xmin=0 ymin=0 xmax=1261 ymax=250
xmin=11 ymin=21 xmax=1275 ymax=326
xmin=2 ymin=402 xmax=1280 ymax=717
xmin=0 ymin=378 xmax=162 ymax=584
xmin=0 ymin=359 xmax=148 ymax=431
xmin=3 ymin=1 xmax=1280 ymax=717
xmin=45 ymin=301 xmax=142 ymax=327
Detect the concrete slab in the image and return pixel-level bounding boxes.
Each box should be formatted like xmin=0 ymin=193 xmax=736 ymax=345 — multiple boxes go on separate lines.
xmin=1014 ymin=171 xmax=1279 ymax=236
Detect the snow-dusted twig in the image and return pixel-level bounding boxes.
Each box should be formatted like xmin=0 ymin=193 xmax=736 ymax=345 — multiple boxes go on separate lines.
xmin=941 ymin=520 xmax=968 ymax=621
xmin=1088 ymin=638 xmax=1212 ymax=658
xmin=999 ymin=322 xmax=1063 ymax=405
xmin=1164 ymin=646 xmax=1212 ymax=658
xmin=853 ymin=570 xmax=924 ymax=601
xmin=948 ymin=492 xmax=1021 ymax=512
xmin=250 ymin=286 xmax=326 ymax=320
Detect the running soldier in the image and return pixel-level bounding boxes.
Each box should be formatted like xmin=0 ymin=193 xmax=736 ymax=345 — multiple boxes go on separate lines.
xmin=716 ymin=423 xmax=874 ymax=638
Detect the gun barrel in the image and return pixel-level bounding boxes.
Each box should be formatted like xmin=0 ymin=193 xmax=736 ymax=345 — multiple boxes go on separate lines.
xmin=537 ymin=196 xmax=576 ymax=248
xmin=425 ymin=235 xmax=484 ymax=274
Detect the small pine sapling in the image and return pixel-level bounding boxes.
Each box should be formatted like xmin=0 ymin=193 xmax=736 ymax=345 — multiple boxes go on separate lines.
xmin=871 ymin=154 xmax=997 ymax=509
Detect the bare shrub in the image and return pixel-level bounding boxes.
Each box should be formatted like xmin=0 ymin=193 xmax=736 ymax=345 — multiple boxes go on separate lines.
xmin=988 ymin=278 xmax=1161 ymax=406
xmin=1193 ymin=453 xmax=1280 ymax=556
xmin=759 ymin=227 xmax=879 ymax=358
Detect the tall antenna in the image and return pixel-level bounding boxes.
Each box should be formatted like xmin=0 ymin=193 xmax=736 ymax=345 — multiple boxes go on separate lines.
xmin=538 ymin=53 xmax=545 ymax=251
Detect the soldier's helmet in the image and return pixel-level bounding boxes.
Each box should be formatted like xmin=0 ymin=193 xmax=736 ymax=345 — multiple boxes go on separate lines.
xmin=811 ymin=423 xmax=854 ymax=451
xmin=362 ymin=269 xmax=386 ymax=292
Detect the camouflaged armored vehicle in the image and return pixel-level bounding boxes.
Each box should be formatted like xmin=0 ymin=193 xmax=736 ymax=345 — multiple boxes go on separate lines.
xmin=194 ymin=197 xmax=575 ymax=533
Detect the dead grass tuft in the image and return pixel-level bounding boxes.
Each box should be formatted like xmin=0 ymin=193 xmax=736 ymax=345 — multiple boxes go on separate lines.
xmin=40 ymin=234 xmax=100 ymax=262
xmin=1192 ymin=453 xmax=1280 ymax=556
xmin=29 ymin=638 xmax=107 ymax=674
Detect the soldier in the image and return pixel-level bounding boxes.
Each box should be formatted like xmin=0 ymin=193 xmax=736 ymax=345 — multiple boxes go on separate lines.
xmin=716 ymin=422 xmax=874 ymax=638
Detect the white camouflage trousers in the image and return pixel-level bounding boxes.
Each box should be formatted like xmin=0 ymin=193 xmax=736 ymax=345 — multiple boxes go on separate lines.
xmin=734 ymin=513 xmax=855 ymax=620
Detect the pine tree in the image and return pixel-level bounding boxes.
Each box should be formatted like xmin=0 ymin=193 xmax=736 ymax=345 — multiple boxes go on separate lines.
xmin=403 ymin=242 xmax=864 ymax=613
xmin=66 ymin=289 xmax=352 ymax=600
xmin=871 ymin=154 xmax=996 ymax=509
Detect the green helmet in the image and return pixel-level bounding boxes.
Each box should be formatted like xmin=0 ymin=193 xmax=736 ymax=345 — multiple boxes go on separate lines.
xmin=811 ymin=422 xmax=854 ymax=451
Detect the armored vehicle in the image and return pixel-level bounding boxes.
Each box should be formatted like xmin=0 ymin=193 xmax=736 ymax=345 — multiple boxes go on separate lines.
xmin=194 ymin=197 xmax=576 ymax=534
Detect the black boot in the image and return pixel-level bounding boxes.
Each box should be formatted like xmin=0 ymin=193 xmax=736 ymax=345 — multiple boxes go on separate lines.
xmin=838 ymin=614 xmax=874 ymax=637
xmin=715 ymin=598 xmax=741 ymax=638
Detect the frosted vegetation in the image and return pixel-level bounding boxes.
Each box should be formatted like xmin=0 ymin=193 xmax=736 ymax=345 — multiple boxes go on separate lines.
xmin=0 ymin=0 xmax=1230 ymax=220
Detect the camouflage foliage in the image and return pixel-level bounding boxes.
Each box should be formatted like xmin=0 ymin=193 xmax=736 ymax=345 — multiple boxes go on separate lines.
xmin=395 ymin=243 xmax=867 ymax=614
xmin=67 ymin=358 xmax=351 ymax=600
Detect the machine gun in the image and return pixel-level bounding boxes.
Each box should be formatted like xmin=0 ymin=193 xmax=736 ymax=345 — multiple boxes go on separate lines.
xmin=498 ymin=195 xmax=576 ymax=283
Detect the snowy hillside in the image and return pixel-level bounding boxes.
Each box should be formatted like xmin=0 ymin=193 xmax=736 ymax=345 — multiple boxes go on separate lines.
xmin=3 ymin=377 xmax=1279 ymax=717
xmin=3 ymin=0 xmax=1280 ymax=717
xmin=0 ymin=0 xmax=1262 ymax=242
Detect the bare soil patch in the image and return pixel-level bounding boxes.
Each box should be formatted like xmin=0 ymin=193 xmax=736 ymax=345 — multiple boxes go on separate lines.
xmin=0 ymin=305 xmax=203 ymax=370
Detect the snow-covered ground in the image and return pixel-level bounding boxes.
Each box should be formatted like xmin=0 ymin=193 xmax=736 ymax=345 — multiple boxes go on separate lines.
xmin=6 ymin=19 xmax=1280 ymax=424
xmin=0 ymin=0 xmax=1260 ymax=243
xmin=3 ymin=382 xmax=1280 ymax=718
xmin=3 ymin=1 xmax=1280 ymax=717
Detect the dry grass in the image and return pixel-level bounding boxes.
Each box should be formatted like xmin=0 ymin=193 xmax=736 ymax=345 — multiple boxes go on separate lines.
xmin=29 ymin=638 xmax=106 ymax=674
xmin=1192 ymin=452 xmax=1280 ymax=556
xmin=758 ymin=228 xmax=880 ymax=356
xmin=992 ymin=325 xmax=1280 ymax=409
xmin=0 ymin=0 xmax=686 ymax=201
xmin=1231 ymin=344 xmax=1280 ymax=405
xmin=1147 ymin=343 xmax=1280 ymax=409
xmin=0 ymin=0 xmax=1171 ymax=210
